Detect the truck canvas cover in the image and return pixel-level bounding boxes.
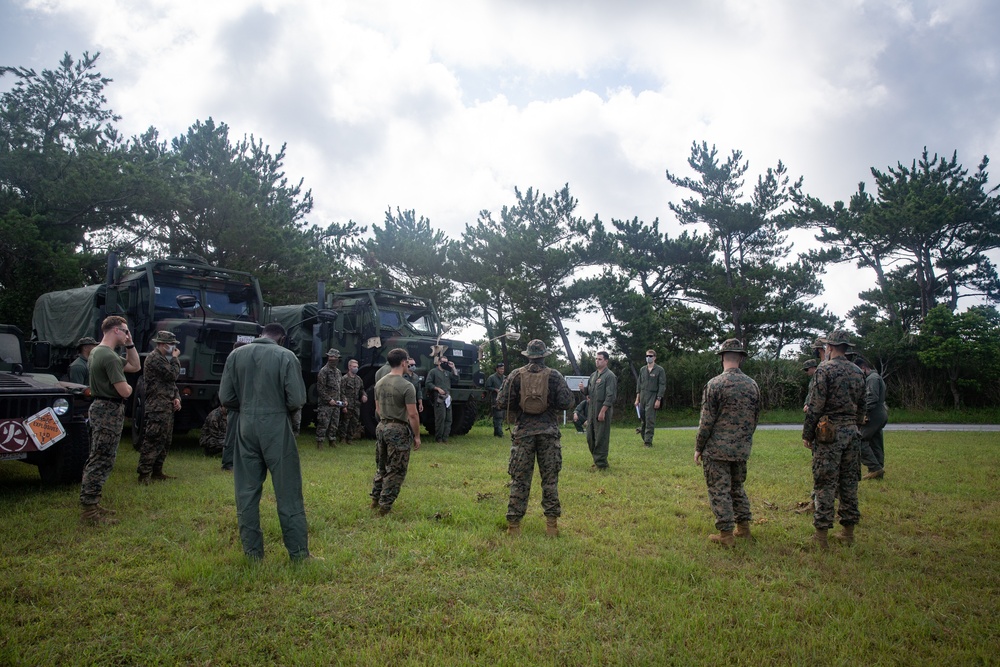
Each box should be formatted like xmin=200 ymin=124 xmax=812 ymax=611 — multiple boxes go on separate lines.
xmin=32 ymin=284 xmax=104 ymax=347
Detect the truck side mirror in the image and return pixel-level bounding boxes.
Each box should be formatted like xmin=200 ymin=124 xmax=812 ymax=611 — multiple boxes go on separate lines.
xmin=317 ymin=309 xmax=337 ymax=322
xmin=176 ymin=295 xmax=199 ymax=309
xmin=32 ymin=342 xmax=51 ymax=370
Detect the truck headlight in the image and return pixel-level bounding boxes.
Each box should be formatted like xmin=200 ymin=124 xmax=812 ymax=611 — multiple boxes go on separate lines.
xmin=52 ymin=398 xmax=70 ymax=416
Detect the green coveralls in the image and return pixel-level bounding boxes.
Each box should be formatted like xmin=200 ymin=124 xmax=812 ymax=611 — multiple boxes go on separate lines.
xmin=583 ymin=368 xmax=617 ymax=468
xmin=220 ymin=337 xmax=309 ymax=560
xmin=636 ymin=363 xmax=666 ymax=446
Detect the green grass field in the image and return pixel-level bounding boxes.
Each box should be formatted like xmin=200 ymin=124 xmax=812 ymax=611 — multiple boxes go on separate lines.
xmin=1 ymin=425 xmax=998 ymax=666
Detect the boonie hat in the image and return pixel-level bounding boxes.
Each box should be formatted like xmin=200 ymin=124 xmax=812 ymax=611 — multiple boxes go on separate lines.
xmin=325 ymin=348 xmax=341 ymax=358
xmin=521 ymin=339 xmax=552 ymax=358
xmin=716 ymin=338 xmax=747 ymax=356
xmin=76 ymin=336 xmax=98 ymax=350
xmin=801 ymin=359 xmax=818 ymax=371
xmin=151 ymin=331 xmax=179 ymax=345
xmin=825 ymin=329 xmax=853 ymax=346
xmin=811 ymin=337 xmax=827 ymax=349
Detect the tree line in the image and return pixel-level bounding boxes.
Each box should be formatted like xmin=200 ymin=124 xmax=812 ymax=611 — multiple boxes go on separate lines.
xmin=3 ymin=52 xmax=999 ymax=410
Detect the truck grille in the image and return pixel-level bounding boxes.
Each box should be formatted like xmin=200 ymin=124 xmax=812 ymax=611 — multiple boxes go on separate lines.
xmin=0 ymin=394 xmax=56 ymax=420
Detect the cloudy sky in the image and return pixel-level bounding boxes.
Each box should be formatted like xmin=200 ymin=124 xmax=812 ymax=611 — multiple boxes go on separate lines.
xmin=3 ymin=0 xmax=999 ymax=348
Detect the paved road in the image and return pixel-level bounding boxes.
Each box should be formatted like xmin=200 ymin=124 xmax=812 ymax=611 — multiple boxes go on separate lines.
xmin=663 ymin=423 xmax=1000 ymax=432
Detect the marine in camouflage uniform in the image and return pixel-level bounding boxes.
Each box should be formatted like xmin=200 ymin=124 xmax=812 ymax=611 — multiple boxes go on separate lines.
xmin=80 ymin=316 xmax=141 ymax=524
xmin=496 ymin=340 xmax=574 ymax=537
xmin=802 ymin=329 xmax=866 ymax=547
xmin=371 ymin=348 xmax=421 ymax=514
xmin=200 ymin=405 xmax=227 ymax=456
xmin=484 ymin=363 xmax=506 ymax=437
xmin=338 ymin=359 xmax=367 ymax=444
xmin=635 ymin=350 xmax=666 ymax=447
xmin=315 ymin=348 xmax=343 ymax=448
xmin=138 ymin=331 xmax=181 ymax=483
xmin=580 ymin=351 xmax=617 ymax=469
xmin=695 ymin=339 xmax=761 ymax=547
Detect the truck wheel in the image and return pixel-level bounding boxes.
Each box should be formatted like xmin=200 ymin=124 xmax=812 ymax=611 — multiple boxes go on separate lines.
xmin=131 ymin=377 xmax=146 ymax=451
xmin=37 ymin=422 xmax=90 ymax=484
xmin=450 ymin=396 xmax=479 ymax=436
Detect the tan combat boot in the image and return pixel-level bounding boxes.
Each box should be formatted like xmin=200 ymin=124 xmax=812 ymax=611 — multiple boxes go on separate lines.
xmin=370 ymin=497 xmax=380 ymax=509
xmin=709 ymin=530 xmax=735 ymax=547
xmin=545 ymin=516 xmax=559 ymax=538
xmin=862 ymin=469 xmax=884 ymax=480
xmin=316 ymin=440 xmax=324 ymax=450
xmin=830 ymin=524 xmax=855 ymax=545
xmin=151 ymin=470 xmax=176 ymax=481
xmin=734 ymin=522 xmax=752 ymax=539
xmin=810 ymin=528 xmax=829 ymax=550
xmin=80 ymin=504 xmax=118 ymax=526
xmin=507 ymin=520 xmax=521 ymax=536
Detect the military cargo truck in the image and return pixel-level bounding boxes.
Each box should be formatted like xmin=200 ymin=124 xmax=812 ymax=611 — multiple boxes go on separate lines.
xmin=32 ymin=255 xmax=264 ymax=446
xmin=272 ymin=288 xmax=483 ymax=438
xmin=0 ymin=325 xmax=91 ymax=483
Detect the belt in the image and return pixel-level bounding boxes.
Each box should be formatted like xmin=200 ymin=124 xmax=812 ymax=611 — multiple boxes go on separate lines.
xmin=380 ymin=418 xmax=408 ymax=425
xmin=94 ymin=396 xmax=125 ymax=404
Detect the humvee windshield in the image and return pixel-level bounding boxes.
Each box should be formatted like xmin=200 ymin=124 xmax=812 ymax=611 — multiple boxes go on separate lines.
xmin=0 ymin=333 xmax=23 ymax=364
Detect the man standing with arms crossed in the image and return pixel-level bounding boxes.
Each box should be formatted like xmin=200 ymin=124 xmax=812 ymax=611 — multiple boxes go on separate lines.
xmin=220 ymin=323 xmax=312 ymax=561
xmin=634 ymin=349 xmax=666 ymax=448
xmin=694 ymin=339 xmax=761 ymax=547
xmin=497 ymin=340 xmax=574 ymax=537
xmin=580 ymin=351 xmax=617 ymax=470
xmin=80 ymin=316 xmax=141 ymax=525
xmin=484 ymin=362 xmax=506 ymax=438
xmin=371 ymin=347 xmax=421 ymax=515
xmin=137 ymin=331 xmax=181 ymax=484
xmin=803 ymin=329 xmax=866 ymax=548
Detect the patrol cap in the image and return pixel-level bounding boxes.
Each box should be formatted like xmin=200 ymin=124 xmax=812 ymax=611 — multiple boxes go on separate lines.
xmin=521 ymin=339 xmax=552 ymax=358
xmin=801 ymin=359 xmax=818 ymax=371
xmin=716 ymin=339 xmax=747 ymax=356
xmin=151 ymin=331 xmax=179 ymax=345
xmin=325 ymin=348 xmax=341 ymax=358
xmin=76 ymin=336 xmax=98 ymax=350
xmin=496 ymin=362 xmax=505 ymax=368
xmin=825 ymin=329 xmax=853 ymax=346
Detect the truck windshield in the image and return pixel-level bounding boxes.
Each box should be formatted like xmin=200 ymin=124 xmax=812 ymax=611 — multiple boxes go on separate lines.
xmin=378 ymin=310 xmax=436 ymax=336
xmin=154 ymin=285 xmax=258 ymax=321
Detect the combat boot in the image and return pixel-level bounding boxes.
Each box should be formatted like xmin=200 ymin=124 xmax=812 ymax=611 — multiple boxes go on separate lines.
xmin=316 ymin=440 xmax=324 ymax=450
xmin=734 ymin=522 xmax=752 ymax=539
xmin=830 ymin=524 xmax=855 ymax=545
xmin=810 ymin=528 xmax=829 ymax=550
xmin=151 ymin=470 xmax=176 ymax=481
xmin=329 ymin=438 xmax=337 ymax=449
xmin=545 ymin=516 xmax=559 ymax=538
xmin=862 ymin=469 xmax=885 ymax=480
xmin=377 ymin=505 xmax=391 ymax=516
xmin=370 ymin=497 xmax=379 ymax=509
xmin=709 ymin=530 xmax=735 ymax=547
xmin=80 ymin=504 xmax=118 ymax=526
xmin=507 ymin=520 xmax=521 ymax=536
xmin=138 ymin=473 xmax=152 ymax=486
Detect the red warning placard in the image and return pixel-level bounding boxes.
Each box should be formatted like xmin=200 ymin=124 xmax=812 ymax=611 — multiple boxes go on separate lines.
xmin=24 ymin=408 xmax=66 ymax=451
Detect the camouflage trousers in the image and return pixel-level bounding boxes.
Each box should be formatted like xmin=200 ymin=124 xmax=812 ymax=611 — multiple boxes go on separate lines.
xmin=137 ymin=409 xmax=172 ymax=475
xmin=315 ymin=405 xmax=340 ymax=444
xmin=701 ymin=458 xmax=751 ymax=532
xmin=507 ymin=432 xmax=562 ymax=521
xmin=338 ymin=406 xmax=361 ymax=442
xmin=812 ymin=425 xmax=861 ymax=530
xmin=371 ymin=422 xmax=412 ymax=510
xmin=80 ymin=399 xmax=125 ymax=505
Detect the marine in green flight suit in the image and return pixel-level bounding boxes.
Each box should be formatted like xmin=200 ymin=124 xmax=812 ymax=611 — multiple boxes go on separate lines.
xmin=220 ymin=323 xmax=310 ymax=561
xmin=580 ymin=350 xmax=617 ymax=469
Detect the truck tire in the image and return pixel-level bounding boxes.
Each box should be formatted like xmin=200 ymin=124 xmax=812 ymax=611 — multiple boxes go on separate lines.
xmin=37 ymin=422 xmax=90 ymax=484
xmin=450 ymin=396 xmax=478 ymax=436
xmin=131 ymin=377 xmax=146 ymax=451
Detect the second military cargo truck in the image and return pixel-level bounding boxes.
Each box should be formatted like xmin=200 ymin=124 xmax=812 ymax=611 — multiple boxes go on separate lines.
xmin=272 ymin=287 xmax=482 ymax=439
xmin=32 ymin=254 xmax=265 ymax=446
